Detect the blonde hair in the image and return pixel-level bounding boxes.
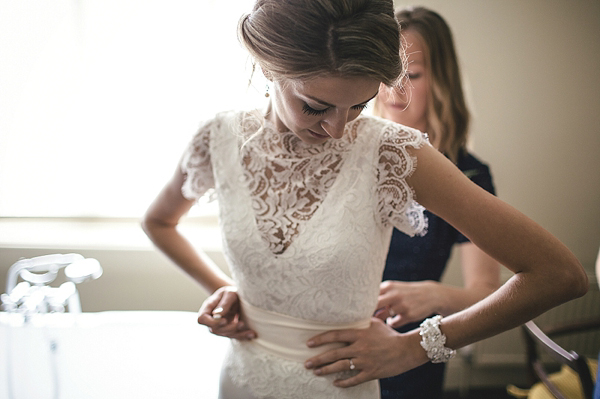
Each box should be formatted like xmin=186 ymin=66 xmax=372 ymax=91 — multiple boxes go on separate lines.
xmin=238 ymin=0 xmax=403 ymax=86
xmin=377 ymin=6 xmax=470 ymax=162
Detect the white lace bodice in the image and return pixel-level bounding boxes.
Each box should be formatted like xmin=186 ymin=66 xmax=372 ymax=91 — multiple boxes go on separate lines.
xmin=180 ymin=110 xmax=428 ymax=398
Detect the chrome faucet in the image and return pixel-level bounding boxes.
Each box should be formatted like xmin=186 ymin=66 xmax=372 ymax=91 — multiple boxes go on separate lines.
xmin=1 ymin=254 xmax=102 ymax=317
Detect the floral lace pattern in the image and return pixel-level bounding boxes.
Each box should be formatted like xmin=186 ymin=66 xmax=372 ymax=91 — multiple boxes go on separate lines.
xmin=181 ymin=112 xmax=427 ymax=250
xmin=377 ymin=123 xmax=429 ymax=234
xmin=222 ymin=340 xmax=379 ymax=399
xmin=240 ymin=116 xmax=357 ymax=254
xmin=181 ymin=118 xmax=216 ymax=202
xmin=180 ymin=111 xmax=428 ymax=398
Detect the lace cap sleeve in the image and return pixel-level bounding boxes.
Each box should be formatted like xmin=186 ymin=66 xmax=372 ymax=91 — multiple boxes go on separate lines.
xmin=377 ymin=123 xmax=429 ymax=237
xmin=180 ymin=117 xmax=217 ymax=202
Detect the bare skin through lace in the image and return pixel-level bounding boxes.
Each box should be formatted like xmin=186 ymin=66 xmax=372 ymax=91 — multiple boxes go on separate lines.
xmin=241 ymin=121 xmax=355 ymax=254
xmin=181 ymin=113 xmax=427 ymax=256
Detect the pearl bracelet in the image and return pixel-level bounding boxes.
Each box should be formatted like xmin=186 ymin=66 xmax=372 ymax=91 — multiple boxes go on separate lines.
xmin=419 ymin=315 xmax=456 ymax=363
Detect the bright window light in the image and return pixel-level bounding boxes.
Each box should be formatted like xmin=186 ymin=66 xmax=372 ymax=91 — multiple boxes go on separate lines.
xmin=0 ymin=0 xmax=267 ymax=218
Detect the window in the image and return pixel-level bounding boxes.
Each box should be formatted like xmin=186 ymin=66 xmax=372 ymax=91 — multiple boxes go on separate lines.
xmin=0 ymin=0 xmax=267 ymax=218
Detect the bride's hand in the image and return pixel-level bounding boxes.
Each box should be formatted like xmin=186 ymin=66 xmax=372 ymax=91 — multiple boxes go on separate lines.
xmin=197 ymin=286 xmax=256 ymax=340
xmin=304 ymin=318 xmax=427 ymax=388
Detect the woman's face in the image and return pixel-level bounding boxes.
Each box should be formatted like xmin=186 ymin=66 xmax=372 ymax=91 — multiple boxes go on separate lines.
xmin=377 ymin=30 xmax=430 ymax=134
xmin=270 ymin=74 xmax=380 ymax=144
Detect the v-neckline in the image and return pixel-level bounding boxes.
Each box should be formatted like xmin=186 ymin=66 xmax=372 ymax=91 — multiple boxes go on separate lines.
xmin=236 ymin=120 xmax=363 ymax=257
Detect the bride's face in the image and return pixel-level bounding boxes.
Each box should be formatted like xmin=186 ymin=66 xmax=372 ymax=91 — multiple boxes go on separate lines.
xmin=270 ymin=74 xmax=380 ymax=144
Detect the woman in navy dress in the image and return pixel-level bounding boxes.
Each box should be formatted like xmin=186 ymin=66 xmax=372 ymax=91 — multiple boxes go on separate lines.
xmin=373 ymin=7 xmax=501 ymax=398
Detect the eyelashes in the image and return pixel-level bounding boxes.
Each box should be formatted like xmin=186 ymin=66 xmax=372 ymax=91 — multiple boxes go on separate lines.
xmin=302 ymin=103 xmax=327 ymax=116
xmin=302 ymin=103 xmax=369 ymax=116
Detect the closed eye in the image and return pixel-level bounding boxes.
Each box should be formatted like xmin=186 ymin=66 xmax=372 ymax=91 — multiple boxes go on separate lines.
xmin=352 ymin=103 xmax=369 ymax=111
xmin=302 ymin=103 xmax=328 ymax=116
xmin=302 ymin=102 xmax=369 ymax=116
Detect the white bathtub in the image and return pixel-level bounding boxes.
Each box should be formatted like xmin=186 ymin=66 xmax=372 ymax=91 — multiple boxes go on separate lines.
xmin=0 ymin=311 xmax=229 ymax=399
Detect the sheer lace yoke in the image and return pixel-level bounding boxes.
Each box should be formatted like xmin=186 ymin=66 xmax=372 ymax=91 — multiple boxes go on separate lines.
xmin=240 ymin=119 xmax=360 ymax=255
xmin=181 ymin=111 xmax=428 ymax=259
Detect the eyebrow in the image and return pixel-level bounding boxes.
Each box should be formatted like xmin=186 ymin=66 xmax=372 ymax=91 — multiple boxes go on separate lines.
xmin=305 ymin=90 xmax=379 ymax=108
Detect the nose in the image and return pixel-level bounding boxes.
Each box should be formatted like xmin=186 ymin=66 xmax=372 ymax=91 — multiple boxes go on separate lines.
xmin=321 ymin=110 xmax=348 ymax=139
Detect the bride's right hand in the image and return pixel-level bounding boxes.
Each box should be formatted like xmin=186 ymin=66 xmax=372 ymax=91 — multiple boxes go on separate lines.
xmin=197 ymin=286 xmax=257 ymax=340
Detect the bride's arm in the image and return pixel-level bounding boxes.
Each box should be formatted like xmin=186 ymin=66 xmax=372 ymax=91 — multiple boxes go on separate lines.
xmin=305 ymin=143 xmax=587 ymax=386
xmin=142 ymin=167 xmax=231 ymax=293
xmin=142 ymin=167 xmax=255 ymax=340
xmin=407 ymin=143 xmax=587 ymax=344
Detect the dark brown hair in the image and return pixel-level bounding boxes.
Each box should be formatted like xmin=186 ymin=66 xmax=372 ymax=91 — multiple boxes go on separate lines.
xmin=238 ymin=0 xmax=403 ymax=86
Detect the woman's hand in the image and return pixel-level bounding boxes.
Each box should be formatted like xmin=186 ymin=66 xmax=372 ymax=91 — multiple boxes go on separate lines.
xmin=197 ymin=286 xmax=256 ymax=340
xmin=375 ymin=280 xmax=440 ymax=328
xmin=303 ymin=318 xmax=428 ymax=388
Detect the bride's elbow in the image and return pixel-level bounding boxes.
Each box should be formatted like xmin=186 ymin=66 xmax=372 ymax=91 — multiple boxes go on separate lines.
xmin=561 ymin=260 xmax=589 ymax=300
xmin=140 ymin=212 xmax=166 ymax=241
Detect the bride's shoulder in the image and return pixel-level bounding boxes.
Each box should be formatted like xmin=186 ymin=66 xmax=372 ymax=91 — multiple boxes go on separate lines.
xmin=204 ymin=109 xmax=265 ymax=141
xmin=355 ymin=115 xmax=428 ymax=148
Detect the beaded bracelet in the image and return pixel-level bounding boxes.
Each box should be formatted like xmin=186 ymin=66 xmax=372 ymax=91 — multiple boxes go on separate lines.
xmin=419 ymin=315 xmax=456 ymax=363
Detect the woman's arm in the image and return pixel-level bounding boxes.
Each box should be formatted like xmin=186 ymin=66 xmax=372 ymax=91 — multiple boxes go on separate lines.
xmin=142 ymin=167 xmax=232 ymax=293
xmin=142 ymin=167 xmax=255 ymax=340
xmin=377 ymin=242 xmax=500 ymax=327
xmin=409 ymin=144 xmax=587 ymax=347
xmin=305 ymin=144 xmax=587 ymax=387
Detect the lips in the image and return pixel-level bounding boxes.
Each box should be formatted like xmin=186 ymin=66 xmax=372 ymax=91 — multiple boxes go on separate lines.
xmin=308 ymin=129 xmax=328 ymax=139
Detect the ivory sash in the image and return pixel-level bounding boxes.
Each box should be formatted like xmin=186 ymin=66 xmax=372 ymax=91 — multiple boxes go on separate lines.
xmin=240 ymin=298 xmax=371 ymax=363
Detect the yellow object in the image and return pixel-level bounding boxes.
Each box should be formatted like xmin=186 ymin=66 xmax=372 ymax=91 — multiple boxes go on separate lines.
xmin=507 ymin=359 xmax=597 ymax=399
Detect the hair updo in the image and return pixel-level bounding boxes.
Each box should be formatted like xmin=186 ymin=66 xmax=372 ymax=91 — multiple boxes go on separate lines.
xmin=238 ymin=0 xmax=403 ymax=86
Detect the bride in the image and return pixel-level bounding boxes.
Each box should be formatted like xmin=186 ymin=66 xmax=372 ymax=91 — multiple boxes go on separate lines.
xmin=142 ymin=0 xmax=588 ymax=398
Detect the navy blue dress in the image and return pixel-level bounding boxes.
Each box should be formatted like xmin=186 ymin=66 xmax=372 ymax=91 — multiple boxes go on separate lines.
xmin=379 ymin=150 xmax=495 ymax=399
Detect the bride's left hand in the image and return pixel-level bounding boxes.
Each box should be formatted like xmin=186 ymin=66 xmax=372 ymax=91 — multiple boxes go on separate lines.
xmin=197 ymin=286 xmax=256 ymax=340
xmin=304 ymin=318 xmax=427 ymax=388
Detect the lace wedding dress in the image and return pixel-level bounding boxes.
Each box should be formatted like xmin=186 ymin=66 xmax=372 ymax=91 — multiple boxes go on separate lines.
xmin=181 ymin=110 xmax=428 ymax=399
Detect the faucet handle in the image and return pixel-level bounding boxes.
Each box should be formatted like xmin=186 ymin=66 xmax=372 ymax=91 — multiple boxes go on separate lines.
xmin=8 ymin=281 xmax=31 ymax=303
xmin=65 ymin=258 xmax=103 ymax=283
xmin=1 ymin=293 xmax=17 ymax=312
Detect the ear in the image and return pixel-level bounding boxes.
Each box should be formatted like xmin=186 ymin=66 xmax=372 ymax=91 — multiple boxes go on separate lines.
xmin=261 ymin=67 xmax=273 ymax=82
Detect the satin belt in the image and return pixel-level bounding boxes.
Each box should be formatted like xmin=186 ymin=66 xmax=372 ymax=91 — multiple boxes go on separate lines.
xmin=240 ymin=298 xmax=371 ymax=363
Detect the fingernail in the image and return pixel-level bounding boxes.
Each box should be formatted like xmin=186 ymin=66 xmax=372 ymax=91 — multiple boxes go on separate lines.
xmin=246 ymin=332 xmax=255 ymax=339
xmin=212 ymin=307 xmax=224 ymax=319
xmin=218 ymin=320 xmax=227 ymax=327
xmin=305 ymin=361 xmax=313 ymax=369
xmin=307 ymin=340 xmax=314 ymax=347
xmin=314 ymin=368 xmax=322 ymax=375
